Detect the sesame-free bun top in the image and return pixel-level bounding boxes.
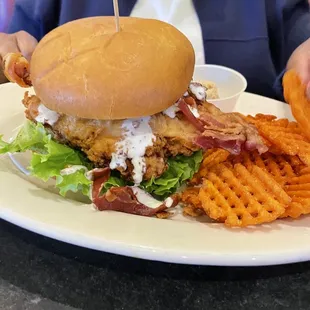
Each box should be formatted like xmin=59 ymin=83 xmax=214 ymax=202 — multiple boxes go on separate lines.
xmin=30 ymin=16 xmax=195 ymax=120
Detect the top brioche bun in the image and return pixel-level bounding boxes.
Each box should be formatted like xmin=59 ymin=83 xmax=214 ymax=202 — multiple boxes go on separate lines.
xmin=30 ymin=16 xmax=195 ymax=120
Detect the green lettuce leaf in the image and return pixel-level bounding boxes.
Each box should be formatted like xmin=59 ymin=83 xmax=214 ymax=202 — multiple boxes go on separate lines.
xmin=0 ymin=121 xmax=46 ymax=154
xmin=0 ymin=121 xmax=203 ymax=200
xmin=101 ymin=173 xmax=127 ymax=194
xmin=141 ymin=150 xmax=203 ymax=198
xmin=0 ymin=121 xmax=92 ymax=197
xmin=56 ymin=168 xmax=92 ymax=197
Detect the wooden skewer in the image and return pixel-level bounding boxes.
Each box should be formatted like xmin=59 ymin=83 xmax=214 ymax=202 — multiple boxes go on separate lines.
xmin=113 ymin=0 xmax=120 ymax=32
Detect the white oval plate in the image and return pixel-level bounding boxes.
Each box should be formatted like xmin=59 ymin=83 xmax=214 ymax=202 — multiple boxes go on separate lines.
xmin=1 ymin=83 xmax=310 ymax=267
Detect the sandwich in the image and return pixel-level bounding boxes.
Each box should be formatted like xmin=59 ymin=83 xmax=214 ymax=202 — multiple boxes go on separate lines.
xmin=0 ymin=16 xmax=267 ymax=216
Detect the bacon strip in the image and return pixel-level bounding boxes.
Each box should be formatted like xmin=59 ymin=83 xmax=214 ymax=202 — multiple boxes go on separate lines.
xmin=94 ymin=186 xmax=169 ymax=216
xmin=179 ymin=95 xmax=268 ymax=155
xmin=178 ymin=99 xmax=205 ymax=132
xmin=91 ymin=168 xmax=178 ymax=216
xmin=90 ymin=167 xmax=111 ymax=199
xmin=195 ymin=113 xmax=268 ymax=155
xmin=2 ymin=53 xmax=32 ymax=87
xmin=194 ymin=135 xmax=245 ymax=155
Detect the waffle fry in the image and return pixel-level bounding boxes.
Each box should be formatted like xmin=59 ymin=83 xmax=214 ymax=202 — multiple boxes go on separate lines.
xmin=254 ymin=118 xmax=310 ymax=166
xmin=202 ymin=149 xmax=230 ymax=168
xmin=228 ymin=152 xmax=297 ymax=186
xmin=189 ymin=149 xmax=230 ymax=185
xmin=283 ymin=70 xmax=310 ymax=141
xmin=183 ymin=205 xmax=204 ymax=217
xmin=246 ymin=114 xmax=277 ymax=124
xmin=283 ymin=167 xmax=310 ymax=218
xmin=156 ymin=211 xmax=173 ymax=219
xmin=283 ymin=155 xmax=306 ymax=174
xmin=181 ymin=187 xmax=201 ymax=207
xmin=199 ymin=164 xmax=290 ymax=227
xmin=181 ymin=187 xmax=203 ymax=217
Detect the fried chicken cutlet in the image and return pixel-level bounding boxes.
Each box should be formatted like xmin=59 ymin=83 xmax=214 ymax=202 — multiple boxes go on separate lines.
xmin=23 ymin=92 xmax=201 ymax=181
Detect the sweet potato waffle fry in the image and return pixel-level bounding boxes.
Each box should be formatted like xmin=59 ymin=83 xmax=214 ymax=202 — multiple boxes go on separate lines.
xmin=282 ymin=167 xmax=310 ymax=218
xmin=283 ymin=70 xmax=310 ymax=141
xmin=189 ymin=149 xmax=230 ymax=185
xmin=231 ymin=153 xmax=310 ymax=219
xmin=229 ymin=152 xmax=298 ymax=186
xmin=198 ymin=163 xmax=290 ymax=227
xmin=248 ymin=116 xmax=310 ymax=166
xmin=181 ymin=187 xmax=203 ymax=217
xmin=182 ymin=137 xmax=310 ymax=226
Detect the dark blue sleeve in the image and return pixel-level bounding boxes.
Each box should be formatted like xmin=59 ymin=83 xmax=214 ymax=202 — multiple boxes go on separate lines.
xmin=283 ymin=0 xmax=310 ymax=61
xmin=7 ymin=0 xmax=59 ymax=41
xmin=273 ymin=69 xmax=285 ymax=102
xmin=273 ymin=0 xmax=310 ymax=100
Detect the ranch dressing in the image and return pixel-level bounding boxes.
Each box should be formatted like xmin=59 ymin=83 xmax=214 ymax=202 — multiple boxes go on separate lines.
xmin=163 ymin=104 xmax=180 ymax=118
xmin=110 ymin=117 xmax=155 ymax=185
xmin=189 ymin=82 xmax=206 ymax=102
xmin=132 ymin=187 xmax=174 ymax=209
xmin=164 ymin=197 xmax=174 ymax=208
xmin=60 ymin=165 xmax=88 ymax=176
xmin=35 ymin=104 xmax=59 ymax=126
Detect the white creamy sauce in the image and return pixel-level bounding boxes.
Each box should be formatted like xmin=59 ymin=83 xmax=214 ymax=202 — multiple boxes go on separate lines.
xmin=163 ymin=104 xmax=180 ymax=118
xmin=132 ymin=187 xmax=162 ymax=209
xmin=110 ymin=117 xmax=155 ymax=185
xmin=132 ymin=187 xmax=174 ymax=209
xmin=164 ymin=197 xmax=174 ymax=208
xmin=189 ymin=83 xmax=206 ymax=102
xmin=189 ymin=105 xmax=200 ymax=118
xmin=85 ymin=168 xmax=104 ymax=181
xmin=35 ymin=104 xmax=59 ymax=126
xmin=60 ymin=165 xmax=88 ymax=176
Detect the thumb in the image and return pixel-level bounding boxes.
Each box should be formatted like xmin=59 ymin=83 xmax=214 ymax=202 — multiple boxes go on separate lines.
xmin=15 ymin=31 xmax=38 ymax=61
xmin=295 ymin=62 xmax=310 ymax=86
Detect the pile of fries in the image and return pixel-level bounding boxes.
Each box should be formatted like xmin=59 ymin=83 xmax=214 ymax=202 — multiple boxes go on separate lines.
xmin=181 ymin=70 xmax=310 ymax=227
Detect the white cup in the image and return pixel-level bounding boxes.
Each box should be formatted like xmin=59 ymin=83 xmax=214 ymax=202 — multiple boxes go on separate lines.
xmin=193 ymin=64 xmax=247 ymax=112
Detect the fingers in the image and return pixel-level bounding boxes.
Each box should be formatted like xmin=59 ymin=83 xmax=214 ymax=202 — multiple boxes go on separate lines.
xmin=15 ymin=31 xmax=38 ymax=61
xmin=288 ymin=62 xmax=310 ymax=99
xmin=0 ymin=31 xmax=37 ymax=84
xmin=296 ymin=62 xmax=310 ymax=86
xmin=296 ymin=68 xmax=308 ymax=85
xmin=286 ymin=39 xmax=310 ymax=87
xmin=0 ymin=32 xmax=20 ymax=60
xmin=0 ymin=31 xmax=37 ymax=62
xmin=0 ymin=33 xmax=19 ymax=84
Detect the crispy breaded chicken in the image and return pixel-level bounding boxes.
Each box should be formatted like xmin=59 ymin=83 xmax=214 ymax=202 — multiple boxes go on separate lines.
xmin=22 ymin=93 xmax=200 ymax=180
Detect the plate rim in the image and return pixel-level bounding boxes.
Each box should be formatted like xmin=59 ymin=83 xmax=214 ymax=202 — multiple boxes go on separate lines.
xmin=2 ymin=209 xmax=310 ymax=267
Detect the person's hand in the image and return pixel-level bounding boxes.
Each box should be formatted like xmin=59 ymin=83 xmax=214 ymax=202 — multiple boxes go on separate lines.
xmin=0 ymin=31 xmax=37 ymax=84
xmin=286 ymin=38 xmax=310 ymax=97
